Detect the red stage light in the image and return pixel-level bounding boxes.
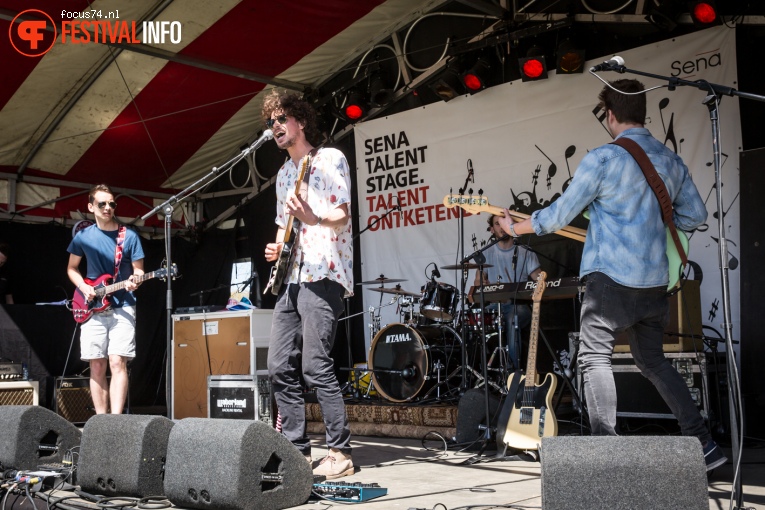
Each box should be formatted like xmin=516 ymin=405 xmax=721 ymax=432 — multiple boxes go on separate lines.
xmin=461 ymin=57 xmax=490 ymax=93
xmin=688 ymin=1 xmax=719 ymax=26
xmin=522 ymin=58 xmax=545 ymax=79
xmin=463 ymin=73 xmax=483 ymax=91
xmin=344 ymin=104 xmax=363 ymax=120
xmin=343 ymin=89 xmax=367 ymax=121
xmin=692 ymin=2 xmax=716 ymax=24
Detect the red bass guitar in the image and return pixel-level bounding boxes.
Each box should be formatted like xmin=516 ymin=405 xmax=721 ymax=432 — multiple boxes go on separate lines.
xmin=71 ymin=265 xmax=177 ymax=323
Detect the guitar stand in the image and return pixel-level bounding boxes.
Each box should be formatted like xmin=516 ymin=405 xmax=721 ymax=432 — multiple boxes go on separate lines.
xmin=538 ymin=326 xmax=587 ymax=422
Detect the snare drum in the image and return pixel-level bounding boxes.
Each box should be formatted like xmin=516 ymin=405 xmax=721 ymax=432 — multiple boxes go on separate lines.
xmin=369 ymin=323 xmax=461 ymax=402
xmin=420 ymin=281 xmax=457 ymax=322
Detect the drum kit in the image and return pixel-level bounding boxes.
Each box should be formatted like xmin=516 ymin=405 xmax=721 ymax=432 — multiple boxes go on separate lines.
xmin=355 ymin=267 xmax=515 ymax=404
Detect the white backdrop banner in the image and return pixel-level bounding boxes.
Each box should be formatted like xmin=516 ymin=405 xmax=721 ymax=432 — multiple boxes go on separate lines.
xmin=354 ymin=26 xmax=740 ymax=355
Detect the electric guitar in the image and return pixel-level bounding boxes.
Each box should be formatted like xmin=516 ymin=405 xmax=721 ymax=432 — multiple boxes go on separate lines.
xmin=265 ymin=154 xmax=311 ymax=296
xmin=497 ymin=271 xmax=557 ymax=450
xmin=443 ymin=194 xmax=688 ymax=291
xmin=71 ymin=264 xmax=178 ymax=323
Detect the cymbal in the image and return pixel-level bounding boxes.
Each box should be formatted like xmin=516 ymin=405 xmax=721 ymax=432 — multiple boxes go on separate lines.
xmin=441 ymin=263 xmax=494 ymax=270
xmin=358 ymin=276 xmax=407 ymax=285
xmin=368 ymin=286 xmax=421 ymax=298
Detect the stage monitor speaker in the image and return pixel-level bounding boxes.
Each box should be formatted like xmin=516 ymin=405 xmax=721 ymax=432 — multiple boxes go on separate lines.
xmin=163 ymin=418 xmax=312 ymax=510
xmin=455 ymin=388 xmax=501 ymax=444
xmin=78 ymin=414 xmax=174 ymax=497
xmin=0 ymin=405 xmax=81 ymax=470
xmin=540 ymin=436 xmax=708 ymax=510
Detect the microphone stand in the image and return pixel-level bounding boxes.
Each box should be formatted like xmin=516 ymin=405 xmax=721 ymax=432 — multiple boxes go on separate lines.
xmin=453 ymin=168 xmax=475 ymax=396
xmin=189 ymin=283 xmax=230 ymax=307
xmin=596 ymin=65 xmax=765 ymax=508
xmin=141 ymin=132 xmax=273 ymax=419
xmin=459 ymin=234 xmax=508 ymax=460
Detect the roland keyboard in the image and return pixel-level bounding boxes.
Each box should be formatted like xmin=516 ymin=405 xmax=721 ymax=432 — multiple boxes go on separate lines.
xmin=471 ymin=276 xmax=583 ymax=302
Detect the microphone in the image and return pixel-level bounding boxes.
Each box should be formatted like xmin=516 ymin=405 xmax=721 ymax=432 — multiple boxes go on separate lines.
xmin=467 ymin=159 xmax=474 ymax=183
xmin=431 ymin=264 xmax=441 ymax=281
xmin=247 ymin=129 xmax=274 ymax=152
xmin=589 ymin=56 xmax=625 ymax=72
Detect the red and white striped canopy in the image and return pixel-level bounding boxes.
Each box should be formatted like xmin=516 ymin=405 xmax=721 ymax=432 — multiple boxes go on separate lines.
xmin=1 ymin=0 xmax=432 ymax=225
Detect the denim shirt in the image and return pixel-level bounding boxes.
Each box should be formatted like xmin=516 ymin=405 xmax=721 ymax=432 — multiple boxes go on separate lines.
xmin=531 ymin=128 xmax=707 ymax=288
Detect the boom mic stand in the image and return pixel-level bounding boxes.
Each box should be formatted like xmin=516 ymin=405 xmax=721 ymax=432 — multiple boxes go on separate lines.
xmin=593 ymin=64 xmax=765 ymax=508
xmin=142 ymin=129 xmax=273 ymax=418
xmin=454 ymin=162 xmax=475 ymax=395
xmin=459 ymin=234 xmax=510 ymax=459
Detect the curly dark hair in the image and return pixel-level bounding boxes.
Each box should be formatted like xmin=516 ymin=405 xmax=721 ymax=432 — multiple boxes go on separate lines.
xmin=598 ymin=79 xmax=646 ymax=125
xmin=261 ymin=89 xmax=320 ymax=145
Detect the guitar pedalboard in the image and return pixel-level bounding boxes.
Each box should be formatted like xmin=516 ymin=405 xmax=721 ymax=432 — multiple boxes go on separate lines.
xmin=312 ymin=481 xmax=387 ymax=502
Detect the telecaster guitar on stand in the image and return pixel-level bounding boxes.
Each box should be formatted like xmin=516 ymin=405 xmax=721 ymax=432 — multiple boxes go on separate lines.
xmin=497 ymin=271 xmax=557 ymax=451
xmin=265 ymin=154 xmax=311 ymax=296
xmin=71 ymin=265 xmax=178 ymax=323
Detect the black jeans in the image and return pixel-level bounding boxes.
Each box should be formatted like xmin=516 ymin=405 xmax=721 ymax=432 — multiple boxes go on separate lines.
xmin=578 ymin=272 xmax=710 ymax=442
xmin=268 ymin=279 xmax=351 ymax=455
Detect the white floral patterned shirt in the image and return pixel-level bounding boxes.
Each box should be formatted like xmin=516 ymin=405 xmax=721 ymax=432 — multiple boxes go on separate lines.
xmin=275 ymin=147 xmax=354 ymax=296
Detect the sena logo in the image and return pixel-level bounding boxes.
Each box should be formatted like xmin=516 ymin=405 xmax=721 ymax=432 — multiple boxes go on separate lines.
xmin=670 ymin=50 xmax=721 ymax=77
xmin=9 ymin=10 xmax=56 ymax=57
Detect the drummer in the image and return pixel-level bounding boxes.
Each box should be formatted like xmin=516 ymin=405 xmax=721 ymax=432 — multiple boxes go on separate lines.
xmin=470 ymin=213 xmax=542 ymax=370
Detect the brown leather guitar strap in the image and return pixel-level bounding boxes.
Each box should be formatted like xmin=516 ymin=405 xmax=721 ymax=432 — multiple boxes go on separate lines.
xmin=610 ymin=137 xmax=688 ymax=267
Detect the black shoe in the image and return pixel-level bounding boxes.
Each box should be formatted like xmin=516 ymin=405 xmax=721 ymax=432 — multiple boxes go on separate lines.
xmin=702 ymin=439 xmax=727 ymax=471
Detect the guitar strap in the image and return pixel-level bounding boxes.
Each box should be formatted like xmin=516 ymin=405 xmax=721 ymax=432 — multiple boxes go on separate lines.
xmin=610 ymin=137 xmax=688 ymax=267
xmin=114 ymin=226 xmax=126 ymax=279
xmin=294 ymin=148 xmax=319 ymax=265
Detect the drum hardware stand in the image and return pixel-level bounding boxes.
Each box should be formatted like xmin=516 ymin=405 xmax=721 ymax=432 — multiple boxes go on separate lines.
xmin=338 ymin=300 xmax=396 ymax=397
xmin=439 ymin=324 xmax=469 ymax=401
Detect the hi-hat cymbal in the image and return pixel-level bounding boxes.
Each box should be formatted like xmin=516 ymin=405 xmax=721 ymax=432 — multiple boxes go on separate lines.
xmin=368 ymin=286 xmax=421 ymax=298
xmin=441 ymin=263 xmax=494 ymax=270
xmin=358 ymin=275 xmax=407 ymax=285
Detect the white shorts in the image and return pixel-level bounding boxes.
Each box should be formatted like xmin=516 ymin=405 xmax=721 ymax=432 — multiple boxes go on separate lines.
xmin=80 ymin=306 xmax=136 ymax=360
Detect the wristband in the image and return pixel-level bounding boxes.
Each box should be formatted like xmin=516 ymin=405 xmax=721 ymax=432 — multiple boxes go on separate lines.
xmin=509 ymin=222 xmax=519 ymax=238
xmin=315 ymin=216 xmax=323 ymax=226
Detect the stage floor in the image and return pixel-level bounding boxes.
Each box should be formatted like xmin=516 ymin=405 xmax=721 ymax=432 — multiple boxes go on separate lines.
xmin=298 ymin=434 xmax=763 ymax=510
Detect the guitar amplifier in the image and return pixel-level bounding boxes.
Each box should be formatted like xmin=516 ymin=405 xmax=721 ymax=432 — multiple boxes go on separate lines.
xmin=612 ymin=353 xmax=709 ymax=419
xmin=0 ymin=381 xmax=39 ymax=406
xmin=55 ymin=377 xmax=106 ymax=424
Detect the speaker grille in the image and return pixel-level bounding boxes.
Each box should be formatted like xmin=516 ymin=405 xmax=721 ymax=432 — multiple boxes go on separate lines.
xmin=55 ymin=377 xmax=102 ymax=424
xmin=0 ymin=382 xmax=39 ymax=406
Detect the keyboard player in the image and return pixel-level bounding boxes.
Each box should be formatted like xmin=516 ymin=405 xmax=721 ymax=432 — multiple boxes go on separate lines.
xmin=469 ymin=214 xmax=541 ymax=370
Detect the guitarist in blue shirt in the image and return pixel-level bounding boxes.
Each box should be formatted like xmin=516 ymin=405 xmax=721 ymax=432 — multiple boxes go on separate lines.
xmin=67 ymin=184 xmax=144 ymax=415
xmin=498 ymin=79 xmax=725 ymax=471
xmin=262 ymin=90 xmax=354 ymax=480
